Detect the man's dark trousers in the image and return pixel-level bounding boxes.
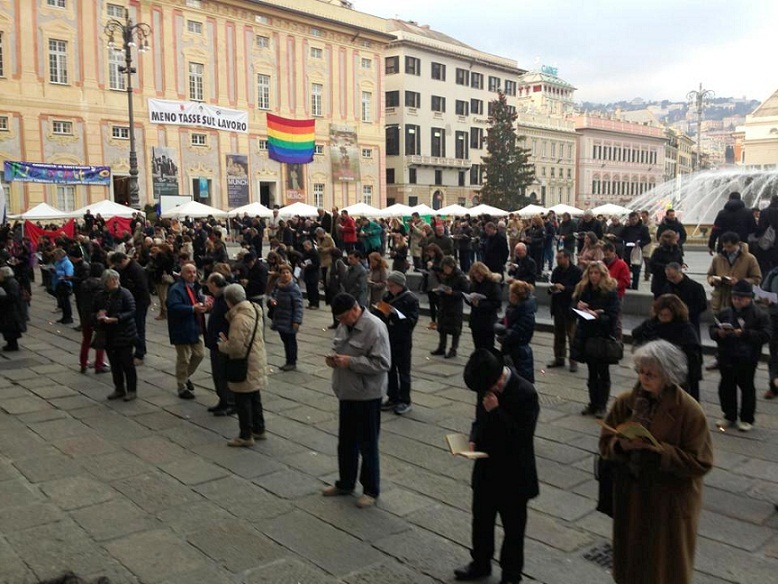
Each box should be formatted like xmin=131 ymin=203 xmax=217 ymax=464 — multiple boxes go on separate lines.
xmin=387 ymin=342 xmax=412 ymax=405
xmin=134 ymin=301 xmax=149 ymax=360
xmin=336 ymin=398 xmax=381 ymax=498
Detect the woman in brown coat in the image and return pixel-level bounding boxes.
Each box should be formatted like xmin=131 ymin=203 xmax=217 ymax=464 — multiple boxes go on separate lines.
xmin=218 ymin=284 xmax=268 ymax=447
xmin=600 ymin=340 xmax=713 ymax=584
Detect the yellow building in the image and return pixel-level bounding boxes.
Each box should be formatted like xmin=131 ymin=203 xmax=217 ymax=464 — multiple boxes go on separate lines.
xmin=0 ymin=0 xmax=392 ymax=214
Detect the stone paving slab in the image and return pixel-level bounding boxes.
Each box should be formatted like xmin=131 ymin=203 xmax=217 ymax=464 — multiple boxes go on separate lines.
xmin=186 ymin=522 xmax=285 ymax=573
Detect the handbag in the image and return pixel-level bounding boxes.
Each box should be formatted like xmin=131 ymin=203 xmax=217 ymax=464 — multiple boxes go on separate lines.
xmin=225 ymin=306 xmax=259 ymax=383
xmin=629 ymin=244 xmax=643 ymax=266
xmin=162 ymin=273 xmax=175 ymax=284
xmin=90 ymin=329 xmax=107 ymax=350
xmin=584 ymin=336 xmax=623 ymax=364
xmin=594 ymin=454 xmax=614 ymax=517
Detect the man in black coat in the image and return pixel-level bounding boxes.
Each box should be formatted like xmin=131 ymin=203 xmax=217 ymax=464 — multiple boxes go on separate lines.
xmin=241 ymin=252 xmax=268 ymax=301
xmin=621 ymin=212 xmax=651 ymax=289
xmin=68 ymin=246 xmax=91 ymax=331
xmin=377 ymin=271 xmax=419 ymax=415
xmin=655 ymin=208 xmax=687 ymax=248
xmin=708 ymin=192 xmax=757 ymax=254
xmin=547 ymin=250 xmax=582 ymax=371
xmin=507 ymin=243 xmax=536 ymax=286
xmin=481 ymin=222 xmax=509 ymax=278
xmin=576 ymin=211 xmax=603 ymax=253
xmin=753 ymin=194 xmax=778 ymax=275
xmin=455 ymin=349 xmax=539 ymax=584
xmin=110 ymin=252 xmax=151 ymax=364
xmin=663 ymin=262 xmax=708 ymax=339
xmin=204 ymin=273 xmax=234 ymax=416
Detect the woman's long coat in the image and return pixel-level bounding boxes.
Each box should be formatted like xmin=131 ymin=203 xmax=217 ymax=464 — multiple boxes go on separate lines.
xmin=219 ymin=300 xmax=268 ymax=393
xmin=599 ymin=384 xmax=713 ymax=584
xmin=436 ymin=268 xmax=469 ymax=335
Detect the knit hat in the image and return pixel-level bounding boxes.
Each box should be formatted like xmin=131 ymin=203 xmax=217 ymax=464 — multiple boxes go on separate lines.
xmin=731 ymin=280 xmax=753 ymax=297
xmin=463 ymin=348 xmax=504 ymax=393
xmin=386 ymin=271 xmax=406 ymax=287
xmin=331 ymin=292 xmax=357 ymax=317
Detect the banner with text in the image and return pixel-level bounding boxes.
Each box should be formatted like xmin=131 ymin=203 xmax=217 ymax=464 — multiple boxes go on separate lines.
xmin=4 ymin=161 xmax=111 ymax=186
xmin=148 ymin=99 xmax=249 ymax=133
xmin=226 ymin=154 xmax=250 ymax=208
xmin=285 ymin=163 xmax=306 ymax=205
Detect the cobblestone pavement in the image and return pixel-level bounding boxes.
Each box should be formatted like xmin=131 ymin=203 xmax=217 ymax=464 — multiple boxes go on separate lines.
xmin=1 ymin=287 xmax=777 ymax=584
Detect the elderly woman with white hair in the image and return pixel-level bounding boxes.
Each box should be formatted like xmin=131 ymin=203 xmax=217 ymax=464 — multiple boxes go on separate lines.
xmin=92 ymin=268 xmax=138 ymax=401
xmin=218 ymin=283 xmax=268 ymax=447
xmin=0 ymin=266 xmax=26 ymax=351
xmin=599 ymin=340 xmax=713 ymax=584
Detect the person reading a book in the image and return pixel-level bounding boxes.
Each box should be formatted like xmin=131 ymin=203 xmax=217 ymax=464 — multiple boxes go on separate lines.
xmin=599 ymin=340 xmax=713 ymax=584
xmin=455 ymin=349 xmax=539 ymax=584
xmin=431 ymin=255 xmax=469 ymax=359
xmin=498 ymin=281 xmax=537 ymax=383
xmin=467 ymin=262 xmax=503 ymax=350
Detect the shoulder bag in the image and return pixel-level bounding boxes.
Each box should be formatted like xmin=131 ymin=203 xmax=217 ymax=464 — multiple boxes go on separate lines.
xmin=594 ymin=454 xmax=614 ymax=517
xmin=225 ymin=307 xmax=259 ymax=383
xmin=584 ymin=336 xmax=624 ymax=364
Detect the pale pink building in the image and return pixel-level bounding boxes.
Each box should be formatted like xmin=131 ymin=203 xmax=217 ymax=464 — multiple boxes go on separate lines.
xmin=574 ymin=114 xmax=667 ymax=208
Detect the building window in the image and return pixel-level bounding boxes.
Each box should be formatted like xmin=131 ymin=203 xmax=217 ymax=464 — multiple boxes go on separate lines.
xmin=504 ymin=80 xmax=516 ymax=96
xmin=111 ymin=126 xmax=130 ymax=139
xmin=186 ymin=20 xmax=203 ymax=34
xmin=0 ymin=32 xmax=4 ymax=78
xmin=431 ymin=62 xmax=446 ymax=81
xmin=471 ymin=72 xmax=483 ymax=90
xmin=386 ymin=126 xmax=400 ymax=156
xmin=186 ymin=0 xmax=202 ymax=7
xmin=107 ymin=3 xmax=124 ymax=17
xmin=313 ymin=183 xmax=324 ymax=207
xmin=310 ymin=27 xmax=322 ymax=37
xmin=434 ymin=170 xmax=443 ymax=186
xmin=256 ymin=74 xmax=270 ymax=110
xmin=471 ymin=99 xmax=483 ymax=115
xmin=405 ymin=125 xmax=420 ymax=156
xmin=385 ymin=90 xmax=400 ymax=108
xmin=455 ymin=100 xmax=469 ymax=116
xmin=189 ymin=62 xmax=204 ymax=101
xmin=405 ymin=56 xmax=420 ymax=76
xmin=455 ymin=131 xmax=469 ymax=159
xmin=385 ymin=56 xmax=399 ymax=75
xmin=48 ymin=0 xmax=66 ymax=7
xmin=455 ymin=68 xmax=469 ymax=86
xmin=361 ymin=148 xmax=372 ymax=158
xmin=361 ymin=91 xmax=372 ymax=122
xmin=108 ymin=50 xmax=126 ymax=90
xmin=568 ymin=168 xmax=572 ymax=179
xmin=488 ymin=76 xmax=500 ymax=92
xmin=470 ymin=127 xmax=483 ymax=149
xmin=361 ymin=58 xmax=372 ymax=69
xmin=313 ymin=144 xmax=324 ymax=155
xmin=258 ymin=139 xmax=268 ymax=151
xmin=311 ymin=83 xmax=323 ymax=116
xmin=386 ymin=168 xmax=395 ymax=184
xmin=191 ymin=133 xmax=207 ymax=146
xmin=362 ymin=185 xmax=373 ymax=205
xmin=431 ymin=128 xmax=445 ymax=157
xmin=458 ymin=171 xmax=466 ymax=187
xmin=52 ymin=120 xmax=73 ymax=135
xmin=405 ymin=91 xmax=420 ymax=109
xmin=310 ymin=47 xmax=323 ymax=59
xmin=256 ymin=35 xmax=270 ymax=48
xmin=56 ymin=185 xmax=76 ymax=212
xmin=0 ymin=116 xmax=7 ymax=131
xmin=49 ymin=39 xmax=68 ymax=84
xmin=431 ymin=95 xmax=446 ymax=113
xmin=408 ymin=168 xmax=417 ymax=184
xmin=470 ymin=164 xmax=482 ymax=185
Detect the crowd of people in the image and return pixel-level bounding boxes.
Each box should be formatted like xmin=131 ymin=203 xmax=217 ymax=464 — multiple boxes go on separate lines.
xmin=1 ymin=191 xmax=778 ymax=583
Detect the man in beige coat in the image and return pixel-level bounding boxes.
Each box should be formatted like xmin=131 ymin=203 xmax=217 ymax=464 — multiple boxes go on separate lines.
xmin=218 ymin=284 xmax=268 ymax=447
xmin=706 ymin=232 xmax=762 ymax=314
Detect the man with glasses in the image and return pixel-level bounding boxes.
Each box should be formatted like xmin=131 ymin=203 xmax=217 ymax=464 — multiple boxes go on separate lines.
xmin=322 ymin=293 xmax=391 ymax=508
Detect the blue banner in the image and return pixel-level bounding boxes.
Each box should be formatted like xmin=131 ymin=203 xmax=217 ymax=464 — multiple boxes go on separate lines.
xmin=4 ymin=161 xmax=111 ymax=185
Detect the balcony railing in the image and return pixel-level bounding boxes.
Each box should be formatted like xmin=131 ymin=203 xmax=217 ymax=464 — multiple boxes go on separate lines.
xmin=408 ymin=155 xmax=472 ymax=168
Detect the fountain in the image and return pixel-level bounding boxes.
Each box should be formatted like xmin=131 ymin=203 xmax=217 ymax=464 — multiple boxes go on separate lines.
xmin=628 ymin=169 xmax=778 ymax=231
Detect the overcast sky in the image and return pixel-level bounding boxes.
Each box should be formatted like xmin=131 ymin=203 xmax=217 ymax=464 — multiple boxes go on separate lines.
xmin=353 ymin=0 xmax=777 ymax=104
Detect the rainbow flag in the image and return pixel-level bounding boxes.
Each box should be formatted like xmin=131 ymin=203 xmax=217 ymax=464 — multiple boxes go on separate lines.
xmin=267 ymin=114 xmax=315 ymax=164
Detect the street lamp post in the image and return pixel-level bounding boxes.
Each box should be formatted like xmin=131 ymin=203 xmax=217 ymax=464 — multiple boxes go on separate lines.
xmin=686 ymin=82 xmax=714 ymax=172
xmin=105 ymin=8 xmax=151 ymax=207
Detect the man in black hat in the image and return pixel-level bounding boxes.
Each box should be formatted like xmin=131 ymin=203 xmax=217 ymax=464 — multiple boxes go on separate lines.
xmin=710 ymin=279 xmax=770 ymax=432
xmin=455 ymin=349 xmax=539 ymax=584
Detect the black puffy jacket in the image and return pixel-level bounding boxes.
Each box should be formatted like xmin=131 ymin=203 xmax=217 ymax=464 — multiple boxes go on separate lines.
xmin=93 ymin=286 xmax=137 ymax=349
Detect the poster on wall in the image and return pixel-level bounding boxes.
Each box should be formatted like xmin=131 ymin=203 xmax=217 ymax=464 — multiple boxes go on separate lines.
xmin=329 ymin=124 xmax=360 ymax=182
xmin=285 ymin=163 xmax=306 ymax=205
xmin=151 ymin=146 xmax=179 ymax=197
xmin=225 ymin=154 xmax=249 ymax=208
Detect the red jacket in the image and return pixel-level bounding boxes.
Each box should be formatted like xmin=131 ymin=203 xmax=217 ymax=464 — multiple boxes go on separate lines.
xmin=606 ymin=257 xmax=631 ymax=298
xmin=340 ymin=215 xmax=357 ymax=243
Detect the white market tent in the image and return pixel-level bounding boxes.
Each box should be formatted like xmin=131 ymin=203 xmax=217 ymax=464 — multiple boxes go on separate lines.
xmin=341 ymin=202 xmax=382 ymax=217
xmin=410 ymin=204 xmax=436 ymax=216
xmin=468 ymin=203 xmax=510 ymax=216
xmin=591 ymin=203 xmax=632 ymax=216
xmin=380 ymin=203 xmax=415 ymax=217
xmin=549 ymin=203 xmax=585 ymax=217
xmin=229 ymin=202 xmax=273 ymax=218
xmin=437 ymin=204 xmax=470 ymax=217
xmin=70 ymin=199 xmax=145 ymax=219
xmin=516 ymin=204 xmax=548 ymax=217
xmin=162 ymin=200 xmax=228 ymax=219
xmin=9 ymin=202 xmax=68 ymax=221
xmin=278 ymin=201 xmax=319 ymax=217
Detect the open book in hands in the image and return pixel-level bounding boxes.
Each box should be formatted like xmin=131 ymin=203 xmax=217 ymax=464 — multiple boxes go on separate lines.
xmin=597 ymin=420 xmax=661 ymax=448
xmin=446 ymin=434 xmax=489 ymax=459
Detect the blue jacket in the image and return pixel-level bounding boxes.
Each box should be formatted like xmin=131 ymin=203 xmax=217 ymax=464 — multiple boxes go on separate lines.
xmin=270 ymin=280 xmax=303 ymax=334
xmin=166 ymin=279 xmax=204 ymax=345
xmin=52 ymin=257 xmax=74 ymax=290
